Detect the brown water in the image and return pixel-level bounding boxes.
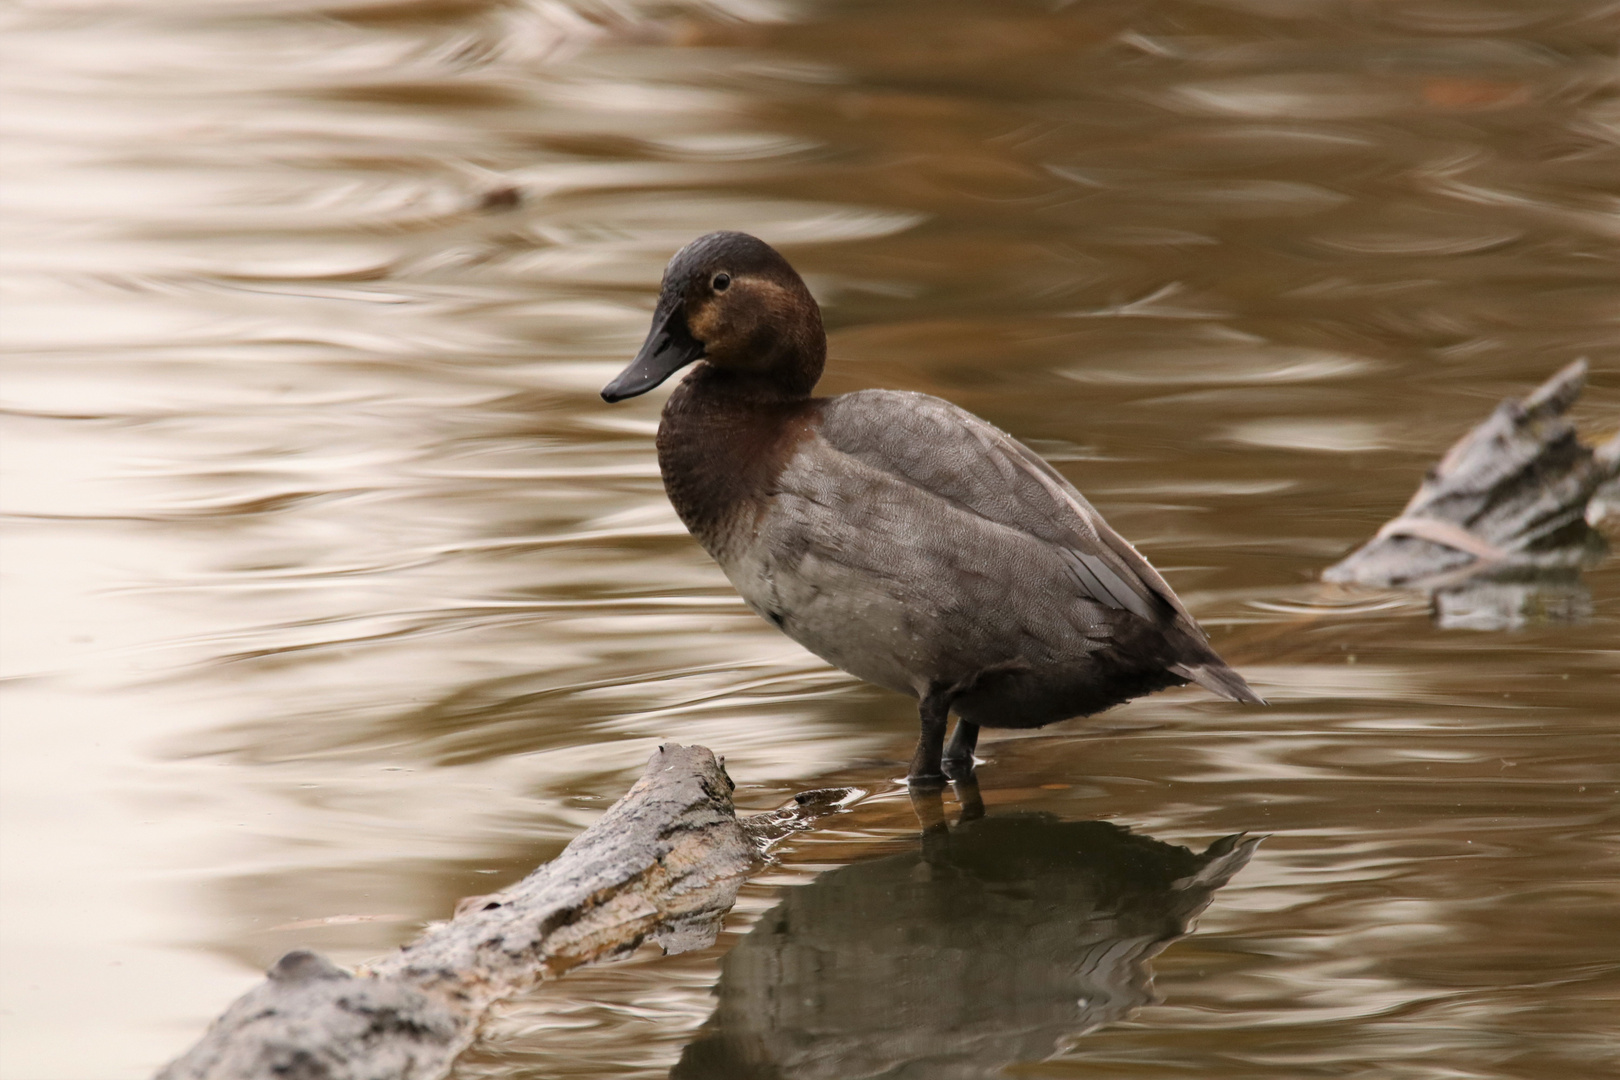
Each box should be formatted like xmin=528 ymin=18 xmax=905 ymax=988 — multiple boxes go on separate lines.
xmin=2 ymin=1 xmax=1618 ymax=1077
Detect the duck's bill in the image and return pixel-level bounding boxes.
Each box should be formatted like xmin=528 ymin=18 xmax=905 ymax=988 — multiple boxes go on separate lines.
xmin=601 ymin=301 xmax=705 ymax=402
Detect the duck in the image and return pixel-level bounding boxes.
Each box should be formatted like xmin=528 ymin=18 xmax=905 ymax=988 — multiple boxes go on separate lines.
xmin=601 ymin=231 xmax=1263 ymax=785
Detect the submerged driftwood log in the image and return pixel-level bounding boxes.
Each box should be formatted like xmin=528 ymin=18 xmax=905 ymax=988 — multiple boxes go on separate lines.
xmin=1324 ymin=360 xmax=1618 ymax=624
xmin=157 ymin=744 xmax=850 ymax=1080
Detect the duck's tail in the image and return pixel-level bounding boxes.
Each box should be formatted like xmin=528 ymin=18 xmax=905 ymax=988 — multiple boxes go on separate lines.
xmin=1170 ymin=660 xmax=1266 ymax=705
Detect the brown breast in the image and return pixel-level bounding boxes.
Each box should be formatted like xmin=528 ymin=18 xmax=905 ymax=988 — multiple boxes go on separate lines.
xmin=655 ymin=364 xmax=824 ymax=558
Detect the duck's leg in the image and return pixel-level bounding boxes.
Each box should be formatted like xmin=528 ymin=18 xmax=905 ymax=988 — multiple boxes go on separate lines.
xmin=907 ymin=688 xmax=953 ymax=786
xmin=942 ymin=720 xmax=979 ymax=780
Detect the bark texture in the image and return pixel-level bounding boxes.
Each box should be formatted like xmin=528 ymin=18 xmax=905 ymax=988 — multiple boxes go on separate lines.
xmin=155 ymin=743 xmax=762 ymax=1080
xmin=1324 ymin=359 xmax=1618 ymax=590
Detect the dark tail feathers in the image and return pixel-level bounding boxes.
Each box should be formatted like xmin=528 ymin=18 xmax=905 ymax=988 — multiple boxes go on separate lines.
xmin=1169 ymin=661 xmax=1266 ymax=705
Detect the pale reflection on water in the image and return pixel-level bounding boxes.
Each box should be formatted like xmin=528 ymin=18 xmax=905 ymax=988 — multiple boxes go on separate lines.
xmin=1 ymin=0 xmax=1617 ymax=1077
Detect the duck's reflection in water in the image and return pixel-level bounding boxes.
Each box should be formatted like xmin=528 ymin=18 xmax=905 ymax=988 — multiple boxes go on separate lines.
xmin=674 ymin=783 xmax=1260 ymax=1079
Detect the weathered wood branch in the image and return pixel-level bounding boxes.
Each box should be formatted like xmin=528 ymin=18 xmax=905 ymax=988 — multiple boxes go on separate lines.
xmin=1325 ymin=359 xmax=1619 ymax=590
xmin=156 ymin=744 xmax=853 ymax=1080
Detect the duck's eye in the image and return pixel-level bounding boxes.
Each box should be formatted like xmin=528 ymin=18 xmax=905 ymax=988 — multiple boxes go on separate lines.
xmin=711 ymin=272 xmax=731 ymax=292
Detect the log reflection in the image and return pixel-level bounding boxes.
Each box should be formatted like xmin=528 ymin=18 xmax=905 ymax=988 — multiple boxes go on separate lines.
xmin=674 ymin=790 xmax=1259 ymax=1079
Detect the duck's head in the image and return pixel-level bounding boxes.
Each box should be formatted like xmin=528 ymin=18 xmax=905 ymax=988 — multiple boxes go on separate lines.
xmin=601 ymin=231 xmax=825 ymax=403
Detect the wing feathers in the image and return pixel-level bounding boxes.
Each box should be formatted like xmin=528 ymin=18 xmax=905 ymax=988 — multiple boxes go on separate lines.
xmin=1061 ymin=549 xmax=1164 ymax=623
xmin=820 ymin=390 xmax=1186 ymax=626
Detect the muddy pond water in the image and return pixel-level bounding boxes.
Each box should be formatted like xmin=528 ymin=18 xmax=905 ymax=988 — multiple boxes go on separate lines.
xmin=2 ymin=0 xmax=1617 ymax=1077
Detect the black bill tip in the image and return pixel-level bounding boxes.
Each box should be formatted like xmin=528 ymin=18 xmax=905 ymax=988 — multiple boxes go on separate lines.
xmin=601 ymin=299 xmax=705 ymax=403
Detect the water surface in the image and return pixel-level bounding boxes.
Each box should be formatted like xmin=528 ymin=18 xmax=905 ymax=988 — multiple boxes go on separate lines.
xmin=2 ymin=0 xmax=1617 ymax=1076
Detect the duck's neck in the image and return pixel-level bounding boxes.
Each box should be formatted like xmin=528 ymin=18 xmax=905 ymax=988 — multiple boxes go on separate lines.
xmin=656 ymin=363 xmax=822 ymax=557
xmin=768 ymin=312 xmax=826 ymax=398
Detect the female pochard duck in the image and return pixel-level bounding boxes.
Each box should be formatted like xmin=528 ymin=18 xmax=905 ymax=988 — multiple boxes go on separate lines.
xmin=602 ymin=232 xmax=1263 ymax=784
